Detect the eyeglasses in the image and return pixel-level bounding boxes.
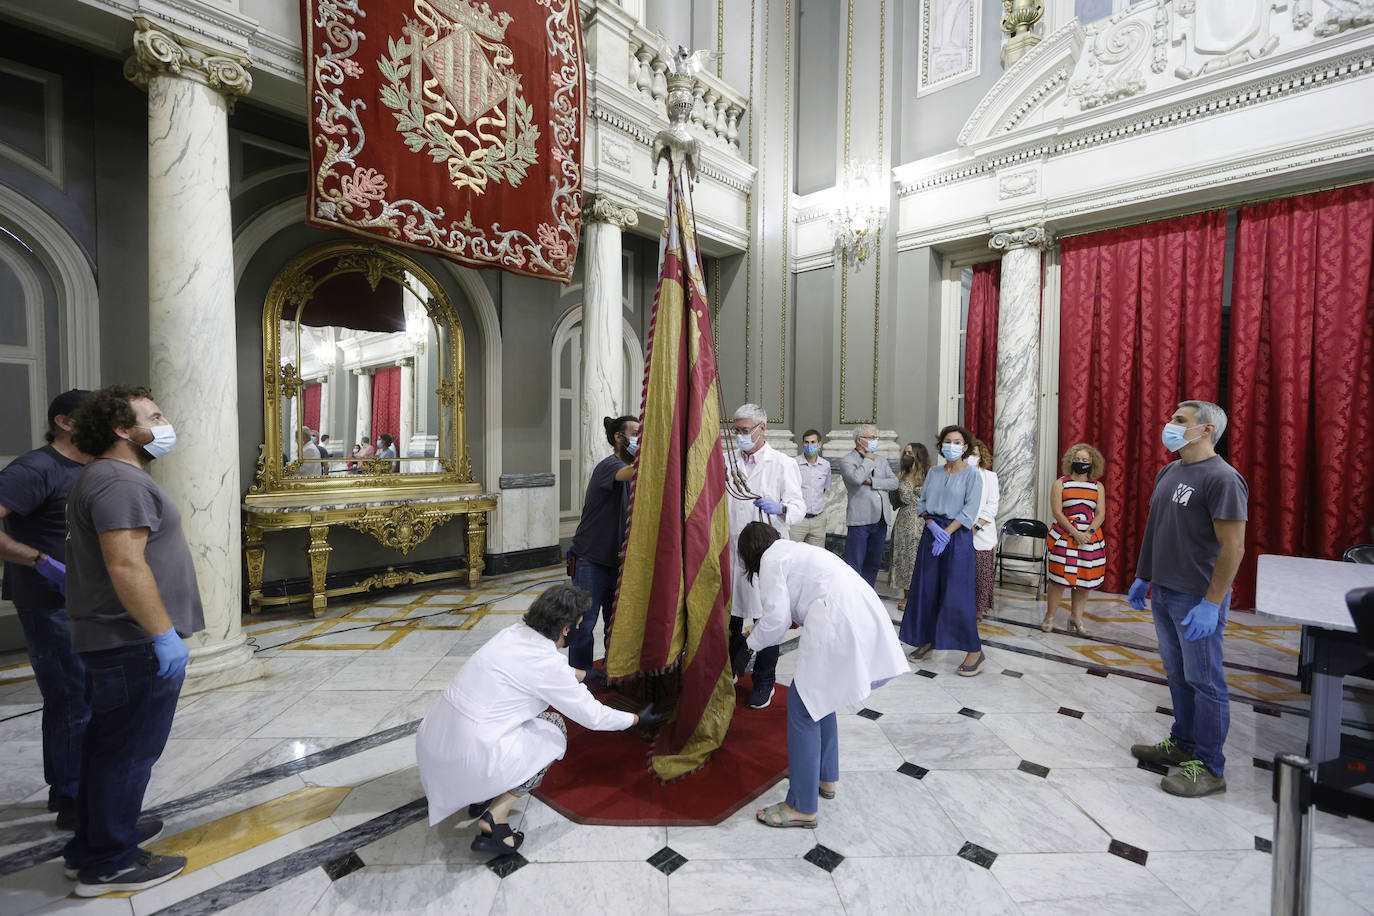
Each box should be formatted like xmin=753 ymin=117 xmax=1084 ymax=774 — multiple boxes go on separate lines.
xmin=733 ymin=422 xmax=761 ymax=435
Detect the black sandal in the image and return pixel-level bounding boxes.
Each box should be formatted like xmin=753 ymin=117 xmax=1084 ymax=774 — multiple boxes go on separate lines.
xmin=471 ymin=811 xmax=524 ymax=854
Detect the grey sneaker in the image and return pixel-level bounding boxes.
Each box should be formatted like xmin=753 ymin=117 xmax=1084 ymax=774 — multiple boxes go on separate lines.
xmin=1130 ymin=736 xmax=1193 ymax=767
xmin=1161 ymin=759 xmax=1227 ymax=798
xmin=64 ymin=818 xmax=165 ymax=879
xmin=73 ymin=850 xmax=184 ymax=896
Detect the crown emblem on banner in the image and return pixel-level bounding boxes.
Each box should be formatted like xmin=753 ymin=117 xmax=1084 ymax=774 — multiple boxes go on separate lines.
xmin=428 ymin=0 xmax=512 ymax=41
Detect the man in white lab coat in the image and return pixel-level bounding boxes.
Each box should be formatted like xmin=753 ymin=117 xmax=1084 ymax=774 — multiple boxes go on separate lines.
xmin=727 ymin=403 xmax=806 ymax=710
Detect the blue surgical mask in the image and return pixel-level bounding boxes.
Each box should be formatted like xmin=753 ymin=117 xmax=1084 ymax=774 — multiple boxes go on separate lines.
xmin=138 ymin=424 xmax=177 ymax=459
xmin=864 ymin=439 xmax=877 ymax=454
xmin=941 ymin=443 xmax=964 ymax=463
xmin=802 ymin=443 xmax=820 ymax=457
xmin=736 ymin=432 xmax=755 ymax=452
xmin=627 ymin=436 xmax=640 ymax=456
xmin=1161 ymin=422 xmax=1203 ymax=452
xmin=376 ymin=439 xmax=383 ymax=449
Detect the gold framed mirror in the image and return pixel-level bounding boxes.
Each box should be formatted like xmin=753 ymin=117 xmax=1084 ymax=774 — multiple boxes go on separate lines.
xmin=249 ymin=241 xmax=479 ymax=499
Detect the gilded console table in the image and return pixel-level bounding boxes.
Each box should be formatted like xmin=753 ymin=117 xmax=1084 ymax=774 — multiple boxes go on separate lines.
xmin=242 ymin=493 xmax=498 ymax=616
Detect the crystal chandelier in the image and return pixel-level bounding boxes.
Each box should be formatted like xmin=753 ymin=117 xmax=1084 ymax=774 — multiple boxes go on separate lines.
xmin=831 ymin=159 xmax=888 ymax=269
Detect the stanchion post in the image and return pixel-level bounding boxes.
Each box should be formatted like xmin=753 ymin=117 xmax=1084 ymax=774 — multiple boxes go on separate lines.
xmin=1271 ymin=753 xmax=1313 ymax=916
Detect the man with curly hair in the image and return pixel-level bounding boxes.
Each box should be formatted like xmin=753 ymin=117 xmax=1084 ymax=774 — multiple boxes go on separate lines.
xmin=62 ymin=385 xmax=203 ymax=896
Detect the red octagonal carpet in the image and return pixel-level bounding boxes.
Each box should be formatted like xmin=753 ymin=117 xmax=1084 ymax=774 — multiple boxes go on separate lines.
xmin=533 ymin=675 xmax=790 ymax=827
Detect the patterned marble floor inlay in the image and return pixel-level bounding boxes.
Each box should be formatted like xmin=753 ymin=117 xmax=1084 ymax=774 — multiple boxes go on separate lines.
xmin=0 ymin=570 xmax=1368 ymax=914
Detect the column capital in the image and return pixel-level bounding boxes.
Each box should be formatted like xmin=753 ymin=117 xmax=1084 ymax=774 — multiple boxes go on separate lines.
xmin=353 ymin=367 xmax=375 ymax=377
xmin=398 ymin=357 xmax=415 ymax=368
xmin=989 ymin=225 xmax=1051 ymax=252
xmin=583 ymin=194 xmax=640 ymax=230
xmin=124 ymin=17 xmax=253 ymax=101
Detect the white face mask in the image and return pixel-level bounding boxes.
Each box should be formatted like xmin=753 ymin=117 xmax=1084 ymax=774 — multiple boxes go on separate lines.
xmin=138 ymin=424 xmax=177 ymax=459
xmin=966 ymin=453 xmax=980 ymax=468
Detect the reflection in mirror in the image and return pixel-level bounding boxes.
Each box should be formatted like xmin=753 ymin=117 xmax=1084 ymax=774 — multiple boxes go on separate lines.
xmin=282 ymin=269 xmax=444 ymax=478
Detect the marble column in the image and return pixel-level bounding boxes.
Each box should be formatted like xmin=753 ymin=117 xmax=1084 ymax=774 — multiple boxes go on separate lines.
xmin=989 ymin=226 xmax=1050 ymax=524
xmin=125 ymin=18 xmax=261 ymax=693
xmin=354 ymin=368 xmax=374 ymax=446
xmin=579 ymin=195 xmax=638 ymax=490
xmin=398 ymin=358 xmax=414 ymax=460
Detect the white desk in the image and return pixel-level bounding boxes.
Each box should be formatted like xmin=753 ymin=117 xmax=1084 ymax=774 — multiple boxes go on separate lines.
xmin=1256 ymin=554 xmax=1374 ymax=764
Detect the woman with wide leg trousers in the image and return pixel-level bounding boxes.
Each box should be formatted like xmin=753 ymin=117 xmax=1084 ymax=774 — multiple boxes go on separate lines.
xmin=735 ymin=523 xmax=908 ymax=828
xmin=899 ymin=424 xmax=986 ymax=676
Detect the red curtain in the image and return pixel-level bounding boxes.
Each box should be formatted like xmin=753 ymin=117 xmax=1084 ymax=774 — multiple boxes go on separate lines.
xmin=1058 ymin=211 xmax=1227 ymax=595
xmin=370 ymin=367 xmax=401 ymax=445
xmin=302 ymin=383 xmax=322 ymax=432
xmin=963 ymin=261 xmax=1001 ymax=444
xmin=1228 ymin=183 xmax=1374 ymax=608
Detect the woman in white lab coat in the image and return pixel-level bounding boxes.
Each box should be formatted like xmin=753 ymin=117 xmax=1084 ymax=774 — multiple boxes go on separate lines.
xmin=416 ymin=583 xmax=661 ymax=853
xmin=736 ymin=522 xmax=909 ymax=828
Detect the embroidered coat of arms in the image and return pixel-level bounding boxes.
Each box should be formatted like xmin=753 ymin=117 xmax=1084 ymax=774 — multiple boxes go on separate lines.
xmin=304 ymin=0 xmax=584 ymax=281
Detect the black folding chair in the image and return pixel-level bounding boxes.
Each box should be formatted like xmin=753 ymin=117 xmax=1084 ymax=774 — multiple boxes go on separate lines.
xmin=995 ymin=518 xmax=1050 ymax=599
xmin=1342 ymin=544 xmax=1374 ymax=565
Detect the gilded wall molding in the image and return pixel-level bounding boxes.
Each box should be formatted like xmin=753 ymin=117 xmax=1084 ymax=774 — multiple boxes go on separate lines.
xmin=123 ymin=16 xmax=252 ymax=101
xmin=838 ymin=0 xmax=885 ymax=427
xmin=917 ymin=0 xmax=982 ymax=96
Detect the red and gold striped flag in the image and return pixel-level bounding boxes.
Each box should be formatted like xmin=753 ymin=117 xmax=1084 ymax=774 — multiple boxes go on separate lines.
xmin=606 ymin=167 xmax=735 ymax=781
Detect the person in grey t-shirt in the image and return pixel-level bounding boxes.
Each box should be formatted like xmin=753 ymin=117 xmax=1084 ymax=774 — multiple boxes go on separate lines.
xmin=61 ymin=385 xmax=199 ymax=895
xmin=1127 ymin=400 xmax=1248 ymax=800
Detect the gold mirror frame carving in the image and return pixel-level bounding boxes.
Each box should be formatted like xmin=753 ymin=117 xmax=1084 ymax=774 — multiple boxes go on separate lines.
xmin=248 ymin=241 xmax=479 ymax=500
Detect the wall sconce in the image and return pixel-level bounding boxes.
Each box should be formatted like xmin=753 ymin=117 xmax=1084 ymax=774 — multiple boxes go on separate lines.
xmin=405 ymin=315 xmax=428 ymax=354
xmin=312 ymin=339 xmax=337 ymax=370
xmin=831 ymin=159 xmax=888 ymax=269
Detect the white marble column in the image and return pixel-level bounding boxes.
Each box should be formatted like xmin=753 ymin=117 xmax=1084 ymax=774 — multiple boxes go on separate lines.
xmin=579 ymin=195 xmax=638 ymax=490
xmin=125 ymin=18 xmax=261 ymax=693
xmin=354 ymin=368 xmax=374 ymax=446
xmin=398 ymin=358 xmax=414 ymax=459
xmin=989 ymin=226 xmax=1050 ymax=524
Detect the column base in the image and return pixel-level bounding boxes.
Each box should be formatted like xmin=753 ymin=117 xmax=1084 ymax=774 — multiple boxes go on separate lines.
xmin=183 ymin=639 xmax=263 ymax=696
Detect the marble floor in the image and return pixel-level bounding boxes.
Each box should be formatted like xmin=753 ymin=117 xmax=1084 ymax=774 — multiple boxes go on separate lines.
xmin=0 ymin=566 xmax=1371 ymax=915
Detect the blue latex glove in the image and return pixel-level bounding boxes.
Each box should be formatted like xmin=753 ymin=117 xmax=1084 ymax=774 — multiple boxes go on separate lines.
xmin=35 ymin=555 xmax=66 ymax=597
xmin=151 ymin=629 xmax=189 ymax=680
xmin=1127 ymin=577 xmax=1150 ymax=611
xmin=1181 ymin=598 xmax=1221 ymax=641
xmin=927 ymin=521 xmax=951 ymax=556
xmin=754 ymin=497 xmax=784 ymax=516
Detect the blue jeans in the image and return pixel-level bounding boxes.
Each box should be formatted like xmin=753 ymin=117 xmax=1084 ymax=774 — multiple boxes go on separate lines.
xmin=1152 ymin=584 xmax=1230 ymax=775
xmin=843 ymin=520 xmax=887 ymax=587
xmin=569 ymin=558 xmax=618 ymax=670
xmin=64 ymin=642 xmax=184 ymax=878
xmin=15 ymin=606 xmax=89 ymax=808
xmin=784 ymin=684 xmax=838 ymax=815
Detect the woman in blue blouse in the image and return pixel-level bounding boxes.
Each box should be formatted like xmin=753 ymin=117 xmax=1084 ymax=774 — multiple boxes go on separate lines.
xmin=898 ymin=424 xmax=986 ymax=675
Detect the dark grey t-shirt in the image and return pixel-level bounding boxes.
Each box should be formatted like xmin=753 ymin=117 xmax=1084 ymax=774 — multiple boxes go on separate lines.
xmin=1136 ymin=455 xmax=1249 ymax=597
xmin=65 ymin=459 xmax=205 ymax=652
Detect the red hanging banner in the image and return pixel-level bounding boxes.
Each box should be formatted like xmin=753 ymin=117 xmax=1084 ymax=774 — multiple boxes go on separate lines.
xmin=302 ymin=0 xmax=585 ymax=282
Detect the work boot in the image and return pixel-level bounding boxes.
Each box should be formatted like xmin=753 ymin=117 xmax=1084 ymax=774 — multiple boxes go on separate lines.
xmin=1130 ymin=736 xmax=1193 ymax=767
xmin=1160 ymin=759 xmax=1227 ymax=798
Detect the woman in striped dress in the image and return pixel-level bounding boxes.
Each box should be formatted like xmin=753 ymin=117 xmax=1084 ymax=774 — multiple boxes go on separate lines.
xmin=1042 ymin=443 xmax=1107 ymax=635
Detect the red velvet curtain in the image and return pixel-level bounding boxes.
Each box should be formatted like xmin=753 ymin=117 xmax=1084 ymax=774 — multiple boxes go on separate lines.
xmin=302 ymin=383 xmax=322 ymax=432
xmin=370 ymin=367 xmax=401 ymax=444
xmin=1059 ymin=211 xmax=1227 ymax=595
xmin=1228 ymin=182 xmax=1374 ymax=608
xmin=963 ymin=261 xmax=1001 ymax=444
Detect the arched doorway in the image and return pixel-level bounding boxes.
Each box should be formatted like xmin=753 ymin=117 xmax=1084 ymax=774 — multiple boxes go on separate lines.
xmin=551 ymin=308 xmax=645 ymax=537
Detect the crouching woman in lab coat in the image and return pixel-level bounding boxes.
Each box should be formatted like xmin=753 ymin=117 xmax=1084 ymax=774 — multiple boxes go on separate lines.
xmin=737 ymin=522 xmax=909 ymax=828
xmin=416 ymin=582 xmax=662 ymax=853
